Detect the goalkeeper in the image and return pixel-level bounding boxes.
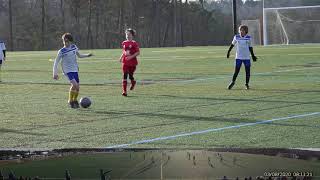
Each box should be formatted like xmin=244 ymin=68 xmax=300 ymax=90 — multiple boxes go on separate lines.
xmin=227 ymin=25 xmax=258 ymax=90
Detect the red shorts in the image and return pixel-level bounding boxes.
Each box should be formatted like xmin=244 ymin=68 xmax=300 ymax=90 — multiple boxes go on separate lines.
xmin=122 ymin=65 xmax=136 ymax=74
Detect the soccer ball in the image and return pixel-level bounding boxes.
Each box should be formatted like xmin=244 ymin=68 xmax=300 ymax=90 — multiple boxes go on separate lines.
xmin=79 ymin=97 xmax=92 ymax=108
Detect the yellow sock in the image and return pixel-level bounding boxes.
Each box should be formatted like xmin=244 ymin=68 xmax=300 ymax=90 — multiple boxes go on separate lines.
xmin=68 ymin=91 xmax=75 ymax=102
xmin=68 ymin=91 xmax=74 ymax=103
xmin=73 ymin=91 xmax=79 ymax=102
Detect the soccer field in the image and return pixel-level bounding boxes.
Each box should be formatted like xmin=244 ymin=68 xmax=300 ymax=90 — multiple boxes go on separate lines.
xmin=0 ymin=45 xmax=319 ymax=150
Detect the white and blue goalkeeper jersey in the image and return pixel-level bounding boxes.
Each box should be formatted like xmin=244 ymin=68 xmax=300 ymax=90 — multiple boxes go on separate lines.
xmin=231 ymin=34 xmax=252 ymax=60
xmin=0 ymin=41 xmax=6 ymax=60
xmin=53 ymin=44 xmax=79 ymax=75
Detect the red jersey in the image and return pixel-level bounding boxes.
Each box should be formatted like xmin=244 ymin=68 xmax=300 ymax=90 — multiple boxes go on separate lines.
xmin=121 ymin=40 xmax=139 ymax=66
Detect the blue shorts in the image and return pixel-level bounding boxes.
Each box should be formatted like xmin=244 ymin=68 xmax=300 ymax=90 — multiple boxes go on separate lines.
xmin=0 ymin=60 xmax=2 ymax=65
xmin=235 ymin=59 xmax=251 ymax=68
xmin=66 ymin=72 xmax=79 ymax=83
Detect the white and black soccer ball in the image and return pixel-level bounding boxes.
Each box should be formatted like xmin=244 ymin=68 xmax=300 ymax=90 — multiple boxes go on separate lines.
xmin=80 ymin=97 xmax=92 ymax=108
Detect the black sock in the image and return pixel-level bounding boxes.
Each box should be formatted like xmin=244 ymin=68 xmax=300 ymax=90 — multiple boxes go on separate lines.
xmin=245 ymin=66 xmax=251 ymax=85
xmin=232 ymin=67 xmax=241 ymax=82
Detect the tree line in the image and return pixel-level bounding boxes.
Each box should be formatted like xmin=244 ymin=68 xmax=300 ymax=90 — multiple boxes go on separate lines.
xmin=0 ymin=0 xmax=265 ymax=51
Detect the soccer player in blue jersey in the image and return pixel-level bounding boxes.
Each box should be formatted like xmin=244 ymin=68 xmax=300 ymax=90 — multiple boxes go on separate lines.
xmin=227 ymin=25 xmax=257 ymax=90
xmin=53 ymin=33 xmax=92 ymax=108
xmin=0 ymin=40 xmax=6 ymax=82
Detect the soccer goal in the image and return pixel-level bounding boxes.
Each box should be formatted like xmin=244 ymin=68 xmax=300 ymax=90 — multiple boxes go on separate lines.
xmin=263 ymin=5 xmax=320 ymax=45
xmin=241 ymin=19 xmax=262 ymax=45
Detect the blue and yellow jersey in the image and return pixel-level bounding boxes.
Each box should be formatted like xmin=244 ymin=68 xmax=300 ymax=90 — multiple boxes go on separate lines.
xmin=0 ymin=40 xmax=6 ymax=60
xmin=231 ymin=35 xmax=252 ymax=60
xmin=53 ymin=44 xmax=79 ymax=75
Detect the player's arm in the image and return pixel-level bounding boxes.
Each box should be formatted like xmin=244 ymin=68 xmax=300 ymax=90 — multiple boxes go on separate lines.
xmin=119 ymin=53 xmax=124 ymax=63
xmin=3 ymin=50 xmax=5 ymax=60
xmin=227 ymin=36 xmax=237 ymax=58
xmin=249 ymin=47 xmax=257 ymax=62
xmin=76 ymin=51 xmax=92 ymax=58
xmin=226 ymin=44 xmax=234 ymax=58
xmin=53 ymin=52 xmax=62 ymax=80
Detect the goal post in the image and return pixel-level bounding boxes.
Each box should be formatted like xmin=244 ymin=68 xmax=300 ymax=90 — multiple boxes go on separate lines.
xmin=263 ymin=4 xmax=320 ymax=45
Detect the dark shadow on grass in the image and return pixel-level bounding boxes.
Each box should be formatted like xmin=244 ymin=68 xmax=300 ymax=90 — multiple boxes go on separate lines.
xmin=152 ymin=94 xmax=320 ymax=105
xmin=0 ymin=128 xmax=47 ymax=136
xmin=21 ymin=101 xmax=318 ymax=147
xmin=255 ymin=88 xmax=320 ymax=94
xmin=266 ymin=122 xmax=320 ymax=128
xmin=11 ymin=88 xmax=320 ymax=147
xmin=0 ymin=81 xmax=118 ymax=86
xmin=277 ymin=63 xmax=320 ymax=68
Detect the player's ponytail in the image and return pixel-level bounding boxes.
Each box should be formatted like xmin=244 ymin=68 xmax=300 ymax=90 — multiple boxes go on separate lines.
xmin=62 ymin=33 xmax=73 ymax=42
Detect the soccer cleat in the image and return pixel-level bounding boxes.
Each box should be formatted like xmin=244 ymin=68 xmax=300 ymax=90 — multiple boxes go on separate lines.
xmin=122 ymin=92 xmax=127 ymax=96
xmin=130 ymin=80 xmax=136 ymax=90
xmin=73 ymin=101 xmax=80 ymax=108
xmin=245 ymin=84 xmax=250 ymax=90
xmin=228 ymin=81 xmax=235 ymax=90
xmin=69 ymin=101 xmax=75 ymax=108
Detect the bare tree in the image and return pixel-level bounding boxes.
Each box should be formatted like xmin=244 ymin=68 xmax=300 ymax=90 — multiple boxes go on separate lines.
xmin=179 ymin=0 xmax=184 ymax=46
xmin=94 ymin=0 xmax=100 ymax=48
xmin=60 ymin=0 xmax=65 ymax=31
xmin=0 ymin=0 xmax=251 ymax=50
xmin=103 ymin=0 xmax=109 ymax=48
xmin=154 ymin=0 xmax=161 ymax=47
xmin=41 ymin=0 xmax=45 ymax=49
xmin=118 ymin=0 xmax=124 ymax=34
xmin=67 ymin=0 xmax=82 ymax=45
xmin=86 ymin=0 xmax=93 ymax=48
xmin=173 ymin=0 xmax=178 ymax=46
xmin=8 ymin=0 xmax=13 ymax=50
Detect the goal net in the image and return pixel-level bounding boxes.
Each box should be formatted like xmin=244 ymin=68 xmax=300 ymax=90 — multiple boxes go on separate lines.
xmin=263 ymin=5 xmax=320 ymax=45
xmin=241 ymin=19 xmax=262 ymax=45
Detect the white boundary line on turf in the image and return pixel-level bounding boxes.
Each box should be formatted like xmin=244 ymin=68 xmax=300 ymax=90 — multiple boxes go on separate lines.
xmin=176 ymin=66 xmax=320 ymax=84
xmin=105 ymin=112 xmax=320 ymax=149
xmin=7 ymin=52 xmax=320 ymax=62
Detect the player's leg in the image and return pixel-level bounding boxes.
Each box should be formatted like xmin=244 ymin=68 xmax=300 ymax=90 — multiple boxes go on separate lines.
xmin=67 ymin=72 xmax=80 ymax=108
xmin=244 ymin=60 xmax=251 ymax=89
xmin=122 ymin=65 xmax=128 ymax=96
xmin=0 ymin=60 xmax=2 ymax=82
xmin=72 ymin=73 xmax=80 ymax=107
xmin=68 ymin=80 xmax=79 ymax=108
xmin=228 ymin=59 xmax=242 ymax=89
xmin=129 ymin=66 xmax=136 ymax=91
xmin=122 ymin=73 xmax=128 ymax=96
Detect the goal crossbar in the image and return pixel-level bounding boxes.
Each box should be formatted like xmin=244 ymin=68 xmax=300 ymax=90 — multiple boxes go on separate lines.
xmin=263 ymin=4 xmax=320 ymax=45
xmin=264 ymin=5 xmax=320 ymax=11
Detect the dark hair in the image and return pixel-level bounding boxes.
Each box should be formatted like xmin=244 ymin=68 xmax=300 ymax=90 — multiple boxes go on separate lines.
xmin=239 ymin=25 xmax=248 ymax=34
xmin=125 ymin=28 xmax=136 ymax=37
xmin=62 ymin=33 xmax=73 ymax=42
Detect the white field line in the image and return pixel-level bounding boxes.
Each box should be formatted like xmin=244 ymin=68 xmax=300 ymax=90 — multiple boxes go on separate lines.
xmin=3 ymin=66 xmax=317 ymax=85
xmin=105 ymin=112 xmax=320 ymax=148
xmin=6 ymin=51 xmax=320 ymax=62
xmin=172 ymin=66 xmax=320 ymax=84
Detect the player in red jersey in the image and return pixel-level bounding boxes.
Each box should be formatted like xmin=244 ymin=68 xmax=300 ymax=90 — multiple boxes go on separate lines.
xmin=119 ymin=28 xmax=140 ymax=96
